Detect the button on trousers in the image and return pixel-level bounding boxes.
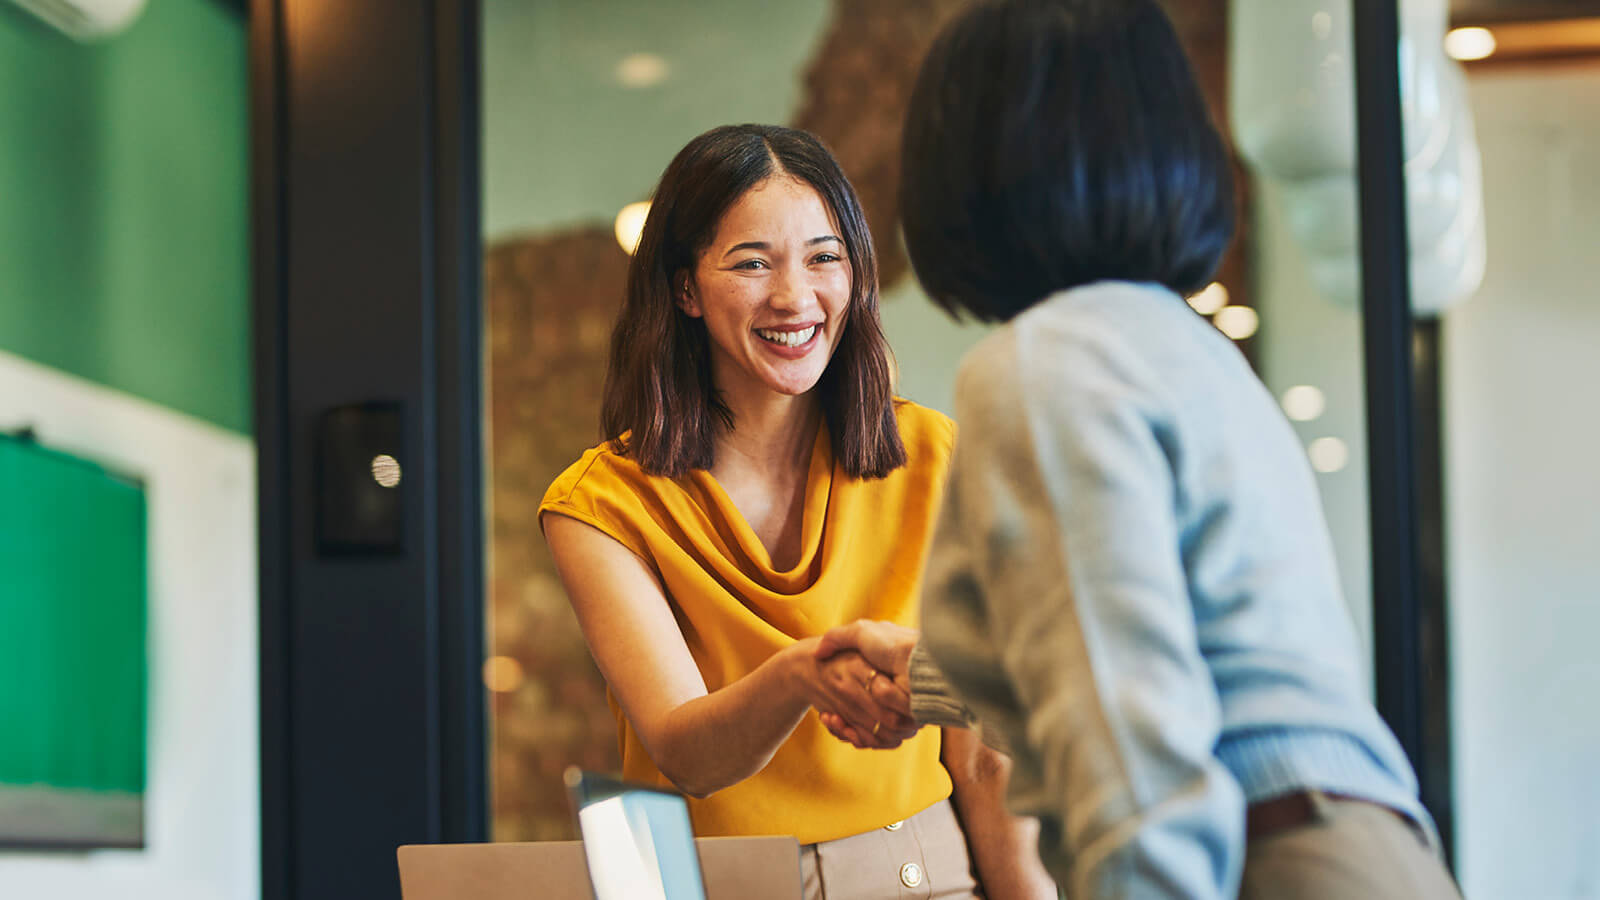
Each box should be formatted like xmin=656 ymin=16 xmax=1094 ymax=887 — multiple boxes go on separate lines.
xmin=800 ymin=799 xmax=980 ymax=900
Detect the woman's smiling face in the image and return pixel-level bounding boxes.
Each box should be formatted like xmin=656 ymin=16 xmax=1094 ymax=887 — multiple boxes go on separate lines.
xmin=679 ymin=175 xmax=852 ymax=400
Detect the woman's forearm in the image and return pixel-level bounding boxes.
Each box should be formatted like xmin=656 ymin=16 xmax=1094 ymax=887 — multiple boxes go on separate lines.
xmin=648 ymin=642 xmax=815 ymax=797
xmin=959 ymin=804 xmax=1056 ymax=900
xmin=944 ymin=728 xmax=1058 ymax=900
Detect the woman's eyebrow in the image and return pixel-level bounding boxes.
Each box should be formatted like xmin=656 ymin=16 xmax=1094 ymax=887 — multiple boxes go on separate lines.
xmin=721 ymin=235 xmax=842 ymax=259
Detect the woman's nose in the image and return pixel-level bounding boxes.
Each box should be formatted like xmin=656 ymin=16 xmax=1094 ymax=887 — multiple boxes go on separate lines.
xmin=767 ymin=263 xmax=815 ymax=313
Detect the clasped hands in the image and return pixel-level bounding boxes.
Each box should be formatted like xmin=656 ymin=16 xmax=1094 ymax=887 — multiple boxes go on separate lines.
xmin=802 ymin=620 xmax=923 ymax=750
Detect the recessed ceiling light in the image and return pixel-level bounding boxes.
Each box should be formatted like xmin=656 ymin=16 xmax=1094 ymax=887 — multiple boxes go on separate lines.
xmin=1445 ymin=27 xmax=1497 ymax=61
xmin=615 ymin=53 xmax=670 ymax=88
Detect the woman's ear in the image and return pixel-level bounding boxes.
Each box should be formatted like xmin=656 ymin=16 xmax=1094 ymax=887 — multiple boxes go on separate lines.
xmin=675 ymin=270 xmax=702 ymax=317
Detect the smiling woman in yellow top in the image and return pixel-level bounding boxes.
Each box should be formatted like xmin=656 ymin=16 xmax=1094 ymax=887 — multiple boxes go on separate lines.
xmin=539 ymin=125 xmax=1054 ymax=900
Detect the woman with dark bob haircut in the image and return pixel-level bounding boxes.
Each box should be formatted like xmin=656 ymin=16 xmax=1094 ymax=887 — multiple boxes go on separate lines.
xmin=539 ymin=124 xmax=1055 ymax=899
xmin=812 ymin=1 xmax=1463 ymax=898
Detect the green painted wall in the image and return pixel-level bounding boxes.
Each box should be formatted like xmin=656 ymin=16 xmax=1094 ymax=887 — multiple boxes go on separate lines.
xmin=0 ymin=0 xmax=249 ymax=434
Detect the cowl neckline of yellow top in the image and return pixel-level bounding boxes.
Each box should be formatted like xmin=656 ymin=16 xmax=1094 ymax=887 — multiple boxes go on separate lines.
xmin=673 ymin=419 xmax=834 ymax=589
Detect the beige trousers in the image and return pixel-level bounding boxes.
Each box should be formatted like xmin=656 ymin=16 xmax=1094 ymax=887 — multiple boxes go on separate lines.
xmin=800 ymin=799 xmax=981 ymax=900
xmin=1240 ymin=792 xmax=1462 ymax=900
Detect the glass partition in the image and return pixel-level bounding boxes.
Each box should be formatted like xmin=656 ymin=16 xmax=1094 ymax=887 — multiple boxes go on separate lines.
xmin=476 ymin=3 xmax=1587 ymax=871
xmin=476 ymin=0 xmax=1470 ymax=854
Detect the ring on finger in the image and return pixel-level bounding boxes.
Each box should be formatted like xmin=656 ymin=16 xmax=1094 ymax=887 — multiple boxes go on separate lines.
xmin=872 ymin=721 xmax=881 ymax=736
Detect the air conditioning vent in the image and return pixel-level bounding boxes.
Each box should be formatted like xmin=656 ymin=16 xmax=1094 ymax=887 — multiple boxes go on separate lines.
xmin=7 ymin=0 xmax=148 ymax=41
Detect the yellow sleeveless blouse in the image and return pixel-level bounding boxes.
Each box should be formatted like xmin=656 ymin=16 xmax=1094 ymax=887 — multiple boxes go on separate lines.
xmin=539 ymin=400 xmax=955 ymax=844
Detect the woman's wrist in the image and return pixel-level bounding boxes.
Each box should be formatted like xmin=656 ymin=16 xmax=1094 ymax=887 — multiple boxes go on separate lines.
xmin=780 ymin=637 xmax=823 ymax=706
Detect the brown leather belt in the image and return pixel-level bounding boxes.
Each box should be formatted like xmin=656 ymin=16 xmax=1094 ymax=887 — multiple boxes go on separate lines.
xmin=1246 ymin=790 xmax=1411 ymax=841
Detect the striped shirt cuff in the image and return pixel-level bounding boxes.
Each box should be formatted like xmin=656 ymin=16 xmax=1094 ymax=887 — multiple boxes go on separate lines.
xmin=908 ymin=643 xmax=1012 ymax=755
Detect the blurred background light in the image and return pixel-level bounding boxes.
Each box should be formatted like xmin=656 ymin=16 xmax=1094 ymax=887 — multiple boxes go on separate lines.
xmin=483 ymin=656 xmax=525 ymax=694
xmin=614 ymin=201 xmax=651 ymax=255
xmin=1308 ymin=436 xmax=1350 ymax=473
xmin=1281 ymin=385 xmax=1327 ymax=421
xmin=614 ymin=52 xmax=670 ymax=88
xmin=1188 ymin=281 xmax=1231 ymax=315
xmin=1214 ymin=304 xmax=1260 ymax=340
xmin=1445 ymin=26 xmax=1498 ymax=61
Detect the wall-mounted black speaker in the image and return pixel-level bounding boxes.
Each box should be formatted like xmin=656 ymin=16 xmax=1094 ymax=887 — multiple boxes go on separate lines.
xmin=315 ymin=402 xmax=405 ymax=555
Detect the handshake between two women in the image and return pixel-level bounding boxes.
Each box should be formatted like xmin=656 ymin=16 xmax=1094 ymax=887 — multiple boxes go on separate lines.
xmin=801 ymin=620 xmax=923 ymax=751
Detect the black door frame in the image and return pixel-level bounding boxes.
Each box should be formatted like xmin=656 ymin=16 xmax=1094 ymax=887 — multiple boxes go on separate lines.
xmin=251 ymin=1 xmax=1452 ymax=896
xmin=252 ymin=1 xmax=485 ymax=897
xmin=1351 ymin=0 xmax=1455 ymax=863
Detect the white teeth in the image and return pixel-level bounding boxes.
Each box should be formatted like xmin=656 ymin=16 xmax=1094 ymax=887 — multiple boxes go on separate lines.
xmin=756 ymin=325 xmax=817 ymax=347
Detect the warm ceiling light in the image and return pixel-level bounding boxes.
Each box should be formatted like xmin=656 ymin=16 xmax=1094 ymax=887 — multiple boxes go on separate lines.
xmin=614 ymin=201 xmax=651 ymax=255
xmin=1188 ymin=282 xmax=1230 ymax=315
xmin=615 ymin=53 xmax=670 ymax=88
xmin=1308 ymin=437 xmax=1350 ymax=474
xmin=1213 ymin=305 xmax=1260 ymax=340
xmin=1281 ymin=385 xmax=1327 ymax=422
xmin=1445 ymin=27 xmax=1497 ymax=61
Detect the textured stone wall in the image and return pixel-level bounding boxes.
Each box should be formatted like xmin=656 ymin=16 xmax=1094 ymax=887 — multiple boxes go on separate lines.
xmin=791 ymin=0 xmax=969 ymax=287
xmin=485 ymin=228 xmax=628 ymax=841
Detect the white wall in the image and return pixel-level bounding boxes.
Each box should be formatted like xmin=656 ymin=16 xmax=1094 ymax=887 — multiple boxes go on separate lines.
xmin=1445 ymin=62 xmax=1600 ymax=900
xmin=0 ymin=351 xmax=259 ymax=900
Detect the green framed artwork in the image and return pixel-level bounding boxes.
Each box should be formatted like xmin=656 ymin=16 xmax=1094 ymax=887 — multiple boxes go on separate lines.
xmin=0 ymin=432 xmax=147 ymax=848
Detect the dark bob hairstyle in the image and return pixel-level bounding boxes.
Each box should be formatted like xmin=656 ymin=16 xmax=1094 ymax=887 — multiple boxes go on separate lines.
xmin=900 ymin=0 xmax=1236 ymax=322
xmin=602 ymin=124 xmax=907 ymax=479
